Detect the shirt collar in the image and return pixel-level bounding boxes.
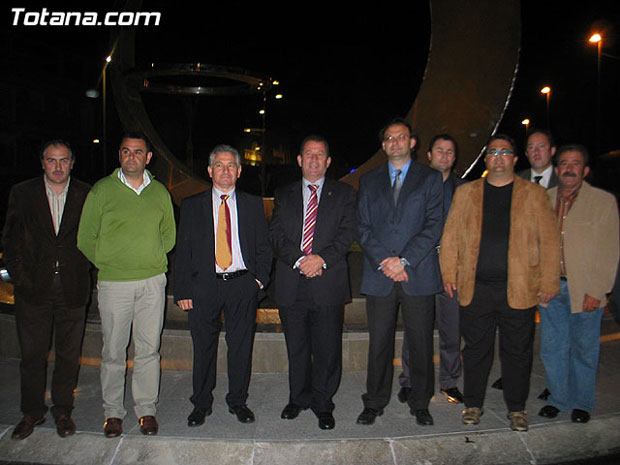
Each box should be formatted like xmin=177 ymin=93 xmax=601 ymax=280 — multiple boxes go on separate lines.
xmin=388 ymin=159 xmax=412 ymax=181
xmin=44 ymin=176 xmax=70 ymax=196
xmin=118 ymin=169 xmax=151 ymax=194
xmin=302 ymin=176 xmax=325 ymax=191
xmin=212 ymin=185 xmax=236 ymax=201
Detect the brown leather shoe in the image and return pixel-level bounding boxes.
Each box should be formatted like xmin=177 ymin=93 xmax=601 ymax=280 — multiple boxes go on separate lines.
xmin=11 ymin=414 xmax=46 ymax=440
xmin=103 ymin=417 xmax=123 ymax=438
xmin=139 ymin=415 xmax=158 ymax=435
xmin=55 ymin=414 xmax=76 ymax=437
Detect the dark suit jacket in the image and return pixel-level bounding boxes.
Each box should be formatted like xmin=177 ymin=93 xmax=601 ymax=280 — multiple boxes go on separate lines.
xmin=517 ymin=168 xmax=559 ymax=189
xmin=2 ymin=177 xmax=91 ymax=306
xmin=173 ymin=188 xmax=272 ymax=303
xmin=269 ymin=178 xmax=357 ymax=307
xmin=357 ymin=162 xmax=444 ymax=297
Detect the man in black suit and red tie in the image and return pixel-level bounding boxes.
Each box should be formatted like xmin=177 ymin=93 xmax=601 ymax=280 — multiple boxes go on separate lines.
xmin=174 ymin=144 xmax=272 ymax=427
xmin=269 ymin=135 xmax=356 ymax=430
xmin=3 ymin=139 xmax=91 ymax=439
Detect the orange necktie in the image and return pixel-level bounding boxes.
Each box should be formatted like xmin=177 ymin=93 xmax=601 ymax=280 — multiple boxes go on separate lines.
xmin=216 ymin=194 xmax=232 ymax=270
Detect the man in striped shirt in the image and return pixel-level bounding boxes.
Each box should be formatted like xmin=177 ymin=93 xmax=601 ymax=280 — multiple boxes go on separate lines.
xmin=3 ymin=140 xmax=91 ymax=439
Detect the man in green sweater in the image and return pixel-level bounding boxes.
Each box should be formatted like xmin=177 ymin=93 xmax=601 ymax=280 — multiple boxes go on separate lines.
xmin=77 ymin=132 xmax=175 ymax=438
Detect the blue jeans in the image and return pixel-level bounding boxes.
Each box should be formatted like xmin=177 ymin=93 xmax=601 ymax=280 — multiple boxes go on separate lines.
xmin=539 ymin=280 xmax=603 ymax=413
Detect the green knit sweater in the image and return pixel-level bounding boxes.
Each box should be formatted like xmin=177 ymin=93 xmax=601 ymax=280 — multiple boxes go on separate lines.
xmin=77 ymin=169 xmax=176 ymax=281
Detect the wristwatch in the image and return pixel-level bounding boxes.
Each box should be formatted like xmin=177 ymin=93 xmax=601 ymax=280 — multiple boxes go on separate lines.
xmin=399 ymin=257 xmax=408 ymax=267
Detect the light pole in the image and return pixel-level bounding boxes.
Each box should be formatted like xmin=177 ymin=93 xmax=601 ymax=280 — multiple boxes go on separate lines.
xmin=521 ymin=118 xmax=530 ymax=137
xmin=589 ymin=33 xmax=602 ymax=155
xmin=540 ymin=86 xmax=551 ymax=129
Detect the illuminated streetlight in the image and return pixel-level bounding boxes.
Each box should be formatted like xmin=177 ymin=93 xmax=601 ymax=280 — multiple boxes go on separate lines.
xmin=521 ymin=118 xmax=530 ymax=136
xmin=540 ymin=86 xmax=551 ymax=129
xmin=589 ymin=33 xmax=602 ymax=154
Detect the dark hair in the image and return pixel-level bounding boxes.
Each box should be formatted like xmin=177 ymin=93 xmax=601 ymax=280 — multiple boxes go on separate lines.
xmin=378 ymin=117 xmax=417 ymax=143
xmin=428 ymin=133 xmax=458 ymax=158
xmin=555 ymin=144 xmax=590 ymax=166
xmin=526 ymin=128 xmax=555 ymax=148
xmin=39 ymin=139 xmax=73 ymax=160
xmin=299 ymin=134 xmax=330 ymax=157
xmin=120 ymin=132 xmax=152 ymax=153
xmin=487 ymin=133 xmax=516 ymax=153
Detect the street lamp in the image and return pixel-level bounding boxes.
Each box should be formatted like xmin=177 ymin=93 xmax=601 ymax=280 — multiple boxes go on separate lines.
xmin=540 ymin=86 xmax=551 ymax=129
xmin=589 ymin=33 xmax=602 ymax=155
xmin=521 ymin=118 xmax=530 ymax=136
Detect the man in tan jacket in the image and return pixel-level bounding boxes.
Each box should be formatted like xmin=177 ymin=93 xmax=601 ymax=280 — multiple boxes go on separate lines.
xmin=440 ymin=133 xmax=560 ymax=431
xmin=537 ymin=145 xmax=619 ymax=424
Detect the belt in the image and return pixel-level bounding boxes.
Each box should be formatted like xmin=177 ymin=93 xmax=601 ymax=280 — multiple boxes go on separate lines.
xmin=560 ymin=276 xmax=567 ymax=281
xmin=216 ymin=269 xmax=248 ymax=280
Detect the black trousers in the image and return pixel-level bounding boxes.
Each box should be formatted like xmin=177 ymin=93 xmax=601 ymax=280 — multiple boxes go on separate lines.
xmin=278 ymin=278 xmax=344 ymax=414
xmin=188 ymin=273 xmax=258 ymax=409
xmin=363 ymin=285 xmax=435 ymax=410
xmin=460 ymin=282 xmax=536 ymax=412
xmin=15 ymin=274 xmax=86 ymax=418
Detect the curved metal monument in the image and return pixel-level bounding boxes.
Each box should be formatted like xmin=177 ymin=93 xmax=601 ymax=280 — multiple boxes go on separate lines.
xmin=111 ymin=0 xmax=520 ymax=199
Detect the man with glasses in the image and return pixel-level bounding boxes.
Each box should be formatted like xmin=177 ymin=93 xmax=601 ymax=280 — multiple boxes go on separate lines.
xmin=356 ymin=117 xmax=444 ymax=426
xmin=439 ymin=134 xmax=560 ymax=431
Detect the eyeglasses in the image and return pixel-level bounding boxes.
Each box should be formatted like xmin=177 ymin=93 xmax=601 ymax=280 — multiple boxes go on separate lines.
xmin=485 ymin=148 xmax=514 ymax=157
xmin=384 ymin=134 xmax=410 ymax=143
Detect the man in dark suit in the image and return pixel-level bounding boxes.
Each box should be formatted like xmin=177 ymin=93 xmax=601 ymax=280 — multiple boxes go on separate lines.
xmin=397 ymin=134 xmax=466 ymax=406
xmin=356 ymin=118 xmax=444 ymax=426
xmin=3 ymin=140 xmax=91 ymax=439
xmin=174 ymin=144 xmax=272 ymax=427
xmin=269 ymin=135 xmax=356 ymax=430
xmin=517 ymin=129 xmax=559 ymax=189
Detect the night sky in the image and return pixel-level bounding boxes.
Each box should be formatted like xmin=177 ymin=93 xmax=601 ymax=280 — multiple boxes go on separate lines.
xmin=4 ymin=1 xmax=620 ymax=185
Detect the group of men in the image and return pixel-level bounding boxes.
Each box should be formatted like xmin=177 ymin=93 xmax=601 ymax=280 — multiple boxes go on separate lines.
xmin=3 ymin=119 xmax=617 ymax=440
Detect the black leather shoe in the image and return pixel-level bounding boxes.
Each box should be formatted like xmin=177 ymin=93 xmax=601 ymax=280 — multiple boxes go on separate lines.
xmin=281 ymin=403 xmax=306 ymax=420
xmin=538 ymin=405 xmax=560 ymax=418
xmin=103 ymin=417 xmax=123 ymax=438
xmin=11 ymin=415 xmax=46 ymax=440
xmin=397 ymin=387 xmax=411 ymax=404
xmin=139 ymin=415 xmax=158 ymax=435
xmin=571 ymin=409 xmax=590 ymax=423
xmin=356 ymin=407 xmax=383 ymax=425
xmin=317 ymin=412 xmax=335 ymax=430
xmin=538 ymin=388 xmax=551 ymax=400
xmin=440 ymin=387 xmax=464 ymax=404
xmin=412 ymin=408 xmax=434 ymax=426
xmin=55 ymin=414 xmax=76 ymax=437
xmin=229 ymin=405 xmax=255 ymax=423
xmin=187 ymin=407 xmax=212 ymax=427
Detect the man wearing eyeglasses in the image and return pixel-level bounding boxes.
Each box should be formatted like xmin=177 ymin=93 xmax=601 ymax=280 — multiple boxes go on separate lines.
xmin=356 ymin=117 xmax=444 ymax=427
xmin=439 ymin=133 xmax=560 ymax=432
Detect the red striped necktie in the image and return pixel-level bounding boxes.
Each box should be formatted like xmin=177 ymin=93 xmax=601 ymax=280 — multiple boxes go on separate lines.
xmin=301 ymin=184 xmax=318 ymax=255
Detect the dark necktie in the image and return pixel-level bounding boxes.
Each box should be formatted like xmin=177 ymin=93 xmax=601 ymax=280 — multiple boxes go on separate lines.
xmin=534 ymin=175 xmax=542 ymax=185
xmin=392 ymin=169 xmax=402 ymax=204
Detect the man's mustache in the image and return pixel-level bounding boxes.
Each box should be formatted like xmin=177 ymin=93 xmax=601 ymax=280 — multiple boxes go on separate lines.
xmin=561 ymin=172 xmax=578 ymax=178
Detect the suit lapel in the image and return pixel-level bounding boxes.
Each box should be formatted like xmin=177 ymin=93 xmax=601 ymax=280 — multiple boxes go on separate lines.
xmin=397 ymin=162 xmax=419 ymax=207
xmin=34 ymin=177 xmax=57 ymax=239
xmin=56 ymin=180 xmax=80 ymax=240
xmin=377 ymin=164 xmax=394 ymax=212
xmin=291 ymin=181 xmax=304 ymax=246
xmin=469 ymin=179 xmax=484 ymax=234
xmin=314 ymin=178 xmax=335 ymax=245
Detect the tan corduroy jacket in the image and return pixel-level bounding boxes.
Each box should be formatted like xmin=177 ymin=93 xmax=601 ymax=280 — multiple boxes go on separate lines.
xmin=440 ymin=176 xmax=560 ymax=309
xmin=547 ymin=181 xmax=619 ymax=313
